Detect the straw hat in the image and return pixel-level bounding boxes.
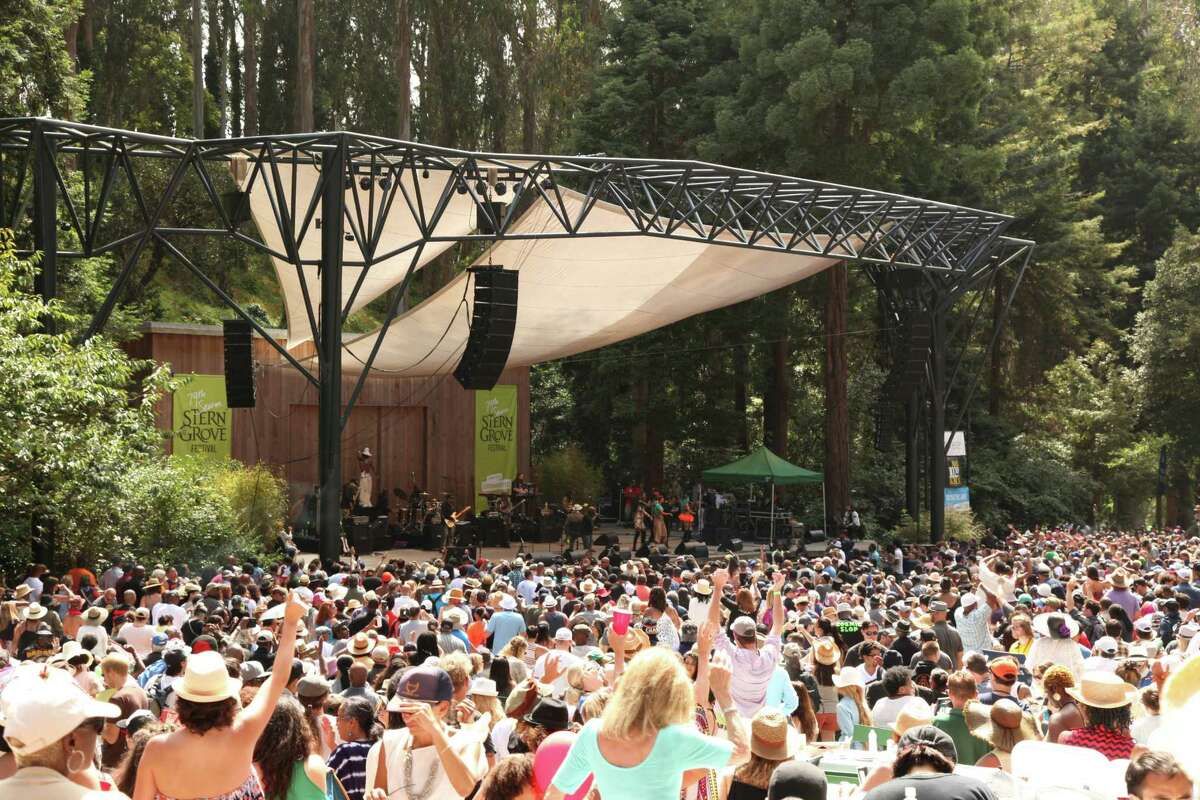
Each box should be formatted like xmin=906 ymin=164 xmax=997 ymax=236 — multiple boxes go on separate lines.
xmin=891 ymin=699 xmax=934 ymax=735
xmin=623 ymin=628 xmax=651 ymax=657
xmin=12 ymin=585 xmax=31 ymax=601
xmin=964 ymin=699 xmax=1040 ymax=750
xmin=1109 ymin=571 xmax=1128 ymax=589
xmin=469 ymin=677 xmax=499 ymax=697
xmin=175 ymin=651 xmax=242 ymax=703
xmin=346 ymin=632 xmax=378 ymax=657
xmin=832 ymin=665 xmax=865 ymax=689
xmin=1065 ymin=672 xmax=1138 ymax=709
xmin=910 ymin=613 xmax=933 ymax=630
xmin=81 ymin=606 xmax=108 ymax=625
xmin=749 ymin=708 xmax=797 ymax=761
xmin=813 ymin=637 xmax=841 ymax=666
xmin=1160 ymin=655 xmax=1200 ymax=715
xmin=48 ymin=640 xmax=95 ymax=669
xmin=23 ymin=604 xmax=46 ymax=621
xmin=692 ymin=579 xmax=713 ymax=597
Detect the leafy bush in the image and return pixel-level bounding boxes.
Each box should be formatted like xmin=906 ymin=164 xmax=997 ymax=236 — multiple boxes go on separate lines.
xmin=534 ymin=446 xmax=605 ymax=505
xmin=214 ymin=461 xmax=288 ymax=553
xmin=890 ymin=508 xmax=986 ymax=544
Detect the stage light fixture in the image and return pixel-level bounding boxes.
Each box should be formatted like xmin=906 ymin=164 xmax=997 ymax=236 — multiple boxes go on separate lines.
xmin=344 ymin=231 xmax=354 ymax=241
xmin=495 ymin=182 xmax=507 ymax=196
xmin=359 ymin=176 xmax=371 ymax=190
xmin=421 ymin=168 xmax=430 ymax=179
xmin=343 ymin=177 xmax=352 ymax=190
xmin=456 ymin=180 xmax=468 ymax=195
xmin=475 ymin=179 xmax=488 ymax=194
xmin=540 ymin=178 xmax=554 ymax=189
xmin=379 ymin=176 xmax=391 ymax=190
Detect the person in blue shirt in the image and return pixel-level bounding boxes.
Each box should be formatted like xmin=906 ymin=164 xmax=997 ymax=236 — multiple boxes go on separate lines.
xmin=486 ymin=594 xmax=526 ymax=653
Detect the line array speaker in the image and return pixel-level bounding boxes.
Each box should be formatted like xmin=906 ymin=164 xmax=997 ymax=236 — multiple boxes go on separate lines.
xmin=223 ymin=319 xmax=256 ymax=408
xmin=454 ymin=266 xmax=518 ymax=390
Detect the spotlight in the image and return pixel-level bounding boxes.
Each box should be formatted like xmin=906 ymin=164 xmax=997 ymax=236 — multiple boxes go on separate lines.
xmin=344 ymin=232 xmax=354 ymax=241
xmin=379 ymin=177 xmax=391 ymax=190
xmin=456 ymin=180 xmax=468 ymax=195
xmin=421 ymin=168 xmax=430 ymax=179
xmin=359 ymin=176 xmax=372 ymax=190
xmin=315 ymin=218 xmax=322 ymax=228
xmin=495 ymin=182 xmax=507 ymax=196
xmin=540 ymin=178 xmax=554 ymax=190
xmin=343 ymin=177 xmax=352 ymax=190
xmin=475 ymin=179 xmax=488 ymax=194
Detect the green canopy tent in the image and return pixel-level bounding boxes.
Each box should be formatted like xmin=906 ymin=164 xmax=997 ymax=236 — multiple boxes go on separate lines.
xmin=701 ymin=446 xmax=824 ymax=546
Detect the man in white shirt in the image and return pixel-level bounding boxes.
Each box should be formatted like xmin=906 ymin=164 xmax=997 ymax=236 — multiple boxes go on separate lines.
xmin=870 ymin=666 xmax=925 ymax=727
xmin=1083 ymin=637 xmax=1119 ymax=673
xmin=151 ymin=590 xmax=187 ymax=628
xmin=516 ymin=571 xmax=539 ymax=605
xmin=76 ymin=606 xmax=110 ymax=658
xmin=533 ymin=628 xmax=582 ymax=697
xmin=100 ymin=563 xmax=124 ymax=591
xmin=116 ymin=608 xmax=157 ymax=658
xmin=894 ymin=546 xmax=905 ymax=576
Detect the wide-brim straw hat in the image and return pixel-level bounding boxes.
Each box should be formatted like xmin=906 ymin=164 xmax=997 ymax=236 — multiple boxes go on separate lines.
xmin=891 ymin=700 xmax=934 ymax=735
xmin=813 ymin=637 xmax=840 ymax=666
xmin=346 ymin=632 xmax=378 ymax=657
xmin=175 ymin=650 xmax=242 ymax=703
xmin=82 ymin=606 xmax=108 ymax=625
xmin=1109 ymin=570 xmax=1128 ymax=588
xmin=833 ymin=665 xmax=865 ymax=689
xmin=964 ymin=699 xmax=1040 ymax=748
xmin=23 ymin=604 xmax=46 ymax=621
xmin=750 ymin=708 xmax=799 ymax=761
xmin=1065 ymin=672 xmax=1139 ymax=709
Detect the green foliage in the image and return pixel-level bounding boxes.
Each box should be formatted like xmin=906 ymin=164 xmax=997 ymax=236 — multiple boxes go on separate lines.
xmin=534 ymin=445 xmax=605 ymax=505
xmin=213 ymin=460 xmax=288 ymax=553
xmin=1132 ymin=230 xmax=1200 ymax=462
xmin=0 ymin=0 xmax=88 ymax=117
xmin=891 ymin=508 xmax=985 ymax=544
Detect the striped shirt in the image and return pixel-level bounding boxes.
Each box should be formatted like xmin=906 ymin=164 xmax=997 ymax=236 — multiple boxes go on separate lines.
xmin=714 ymin=632 xmax=781 ymax=716
xmin=1060 ymin=726 xmax=1135 ymax=761
xmin=328 ymin=740 xmax=372 ymax=800
xmin=954 ymin=595 xmax=993 ymax=653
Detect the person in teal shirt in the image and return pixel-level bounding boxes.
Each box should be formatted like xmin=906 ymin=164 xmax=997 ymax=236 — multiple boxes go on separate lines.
xmin=547 ymin=642 xmax=749 ymax=800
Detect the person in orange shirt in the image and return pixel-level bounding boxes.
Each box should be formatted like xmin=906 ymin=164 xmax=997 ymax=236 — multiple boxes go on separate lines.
xmin=467 ymin=606 xmax=488 ymax=649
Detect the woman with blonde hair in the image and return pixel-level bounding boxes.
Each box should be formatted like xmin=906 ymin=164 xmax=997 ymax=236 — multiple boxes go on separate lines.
xmin=1008 ymin=615 xmax=1034 ymax=656
xmin=468 ymin=677 xmax=505 ymax=733
xmin=833 ymin=666 xmax=871 ymax=742
xmin=546 ymin=639 xmax=749 ymax=800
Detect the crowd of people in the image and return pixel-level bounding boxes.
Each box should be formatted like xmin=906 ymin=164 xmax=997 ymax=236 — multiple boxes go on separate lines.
xmin=0 ymin=522 xmax=1198 ymax=800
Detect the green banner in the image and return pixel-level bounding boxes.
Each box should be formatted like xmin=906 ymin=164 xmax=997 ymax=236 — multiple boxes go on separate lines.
xmin=474 ymin=385 xmax=518 ymax=511
xmin=172 ymin=374 xmax=232 ymax=459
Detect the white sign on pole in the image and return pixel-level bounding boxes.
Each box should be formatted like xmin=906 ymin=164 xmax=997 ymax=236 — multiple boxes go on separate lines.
xmin=944 ymin=431 xmax=966 ymax=457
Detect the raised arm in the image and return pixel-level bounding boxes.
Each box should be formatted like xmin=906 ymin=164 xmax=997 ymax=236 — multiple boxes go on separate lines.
xmin=769 ymin=571 xmax=785 ymax=637
xmin=694 ymin=621 xmax=716 ymax=708
xmin=708 ymin=569 xmax=729 ymax=631
xmin=709 ymin=653 xmax=749 ymax=764
xmin=238 ymin=590 xmax=304 ymax=740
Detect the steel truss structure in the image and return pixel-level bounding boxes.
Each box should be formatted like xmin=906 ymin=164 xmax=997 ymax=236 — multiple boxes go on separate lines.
xmin=0 ymin=118 xmax=1033 ymax=555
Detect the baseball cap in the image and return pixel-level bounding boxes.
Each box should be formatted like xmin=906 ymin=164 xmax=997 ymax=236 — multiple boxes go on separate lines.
xmin=553 ymin=628 xmax=572 ymax=642
xmin=961 ymin=593 xmax=978 ymax=608
xmin=1094 ymin=636 xmax=1118 ymax=656
xmin=989 ymin=657 xmax=1019 ymax=682
xmin=116 ymin=708 xmax=155 ymax=736
xmin=897 ymin=725 xmax=958 ymax=763
xmin=1 ymin=668 xmax=120 ymax=755
xmin=730 ymin=616 xmax=757 ymax=637
xmin=1134 ymin=616 xmax=1154 ymax=633
xmin=387 ymin=666 xmax=454 ymax=708
xmin=1177 ymin=567 xmax=1193 ymax=581
xmin=500 ymin=595 xmax=517 ymax=611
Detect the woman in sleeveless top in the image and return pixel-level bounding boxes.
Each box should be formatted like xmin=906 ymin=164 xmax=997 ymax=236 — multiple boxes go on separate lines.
xmin=133 ymin=591 xmax=308 ymax=800
xmin=252 ymin=699 xmax=327 ymax=800
xmin=720 ymin=709 xmax=794 ymax=800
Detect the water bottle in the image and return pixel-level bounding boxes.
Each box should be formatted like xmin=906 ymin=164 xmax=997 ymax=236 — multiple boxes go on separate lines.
xmin=868 ymin=729 xmax=878 ymax=752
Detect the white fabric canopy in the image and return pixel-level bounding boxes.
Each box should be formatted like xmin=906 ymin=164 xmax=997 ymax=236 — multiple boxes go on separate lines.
xmin=241 ymin=161 xmax=477 ymax=345
xmin=340 ymin=191 xmax=837 ymax=374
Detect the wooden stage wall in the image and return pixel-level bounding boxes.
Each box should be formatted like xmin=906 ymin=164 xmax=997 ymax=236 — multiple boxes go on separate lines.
xmin=126 ymin=323 xmax=531 ymax=510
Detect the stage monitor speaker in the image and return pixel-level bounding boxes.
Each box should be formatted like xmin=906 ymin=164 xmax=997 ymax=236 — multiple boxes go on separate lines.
xmin=808 ymin=529 xmax=826 ymax=542
xmin=454 ymin=266 xmax=518 ymax=390
xmin=223 ymin=319 xmax=256 ymax=408
xmin=566 ymin=549 xmax=589 ymax=563
xmin=529 ymin=552 xmax=560 ymax=565
xmin=350 ymin=521 xmax=372 ymax=553
xmin=681 ymin=542 xmax=709 ymax=561
xmin=725 ymin=538 xmax=743 ymax=553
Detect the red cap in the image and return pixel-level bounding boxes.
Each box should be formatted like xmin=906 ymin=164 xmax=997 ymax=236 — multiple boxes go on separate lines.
xmin=380 ymin=571 xmax=394 ymax=583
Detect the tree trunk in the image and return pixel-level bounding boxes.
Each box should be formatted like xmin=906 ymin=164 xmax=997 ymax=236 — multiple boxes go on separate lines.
xmin=295 ymin=0 xmax=314 ymax=131
xmin=763 ymin=334 xmax=790 ymax=458
xmin=518 ymin=0 xmax=537 ymax=152
xmin=824 ymin=263 xmax=850 ymax=526
xmin=734 ymin=344 xmax=749 ymax=452
xmin=395 ymin=0 xmax=412 ymax=139
xmin=228 ymin=0 xmax=242 ymax=136
xmin=988 ymin=272 xmax=1005 ymax=417
xmin=82 ymin=0 xmax=94 ymax=53
xmin=243 ymin=0 xmax=257 ymax=135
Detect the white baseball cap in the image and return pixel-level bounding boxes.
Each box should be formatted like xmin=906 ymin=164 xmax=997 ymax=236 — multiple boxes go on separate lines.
xmin=1 ymin=667 xmax=120 ymax=755
xmin=553 ymin=628 xmax=572 ymax=642
xmin=1177 ymin=567 xmax=1192 ymax=581
xmin=500 ymin=595 xmax=517 ymax=611
xmin=961 ymin=592 xmax=978 ymax=608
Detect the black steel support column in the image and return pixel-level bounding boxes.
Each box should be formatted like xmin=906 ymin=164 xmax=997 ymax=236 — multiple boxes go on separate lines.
xmin=32 ymin=126 xmax=57 ymax=328
xmin=928 ymin=309 xmax=947 ymax=543
xmin=317 ymin=141 xmax=345 ymax=563
xmin=905 ymin=387 xmax=920 ymax=519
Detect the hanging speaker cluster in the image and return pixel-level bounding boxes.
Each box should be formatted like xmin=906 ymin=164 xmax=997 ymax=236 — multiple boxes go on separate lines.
xmin=223 ymin=319 xmax=256 ymax=408
xmin=453 ymin=266 xmax=518 ymax=391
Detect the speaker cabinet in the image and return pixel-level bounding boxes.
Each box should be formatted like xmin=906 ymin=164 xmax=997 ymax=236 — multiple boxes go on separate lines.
xmin=454 ymin=266 xmax=518 ymax=390
xmin=222 ymin=319 xmax=256 ymax=408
